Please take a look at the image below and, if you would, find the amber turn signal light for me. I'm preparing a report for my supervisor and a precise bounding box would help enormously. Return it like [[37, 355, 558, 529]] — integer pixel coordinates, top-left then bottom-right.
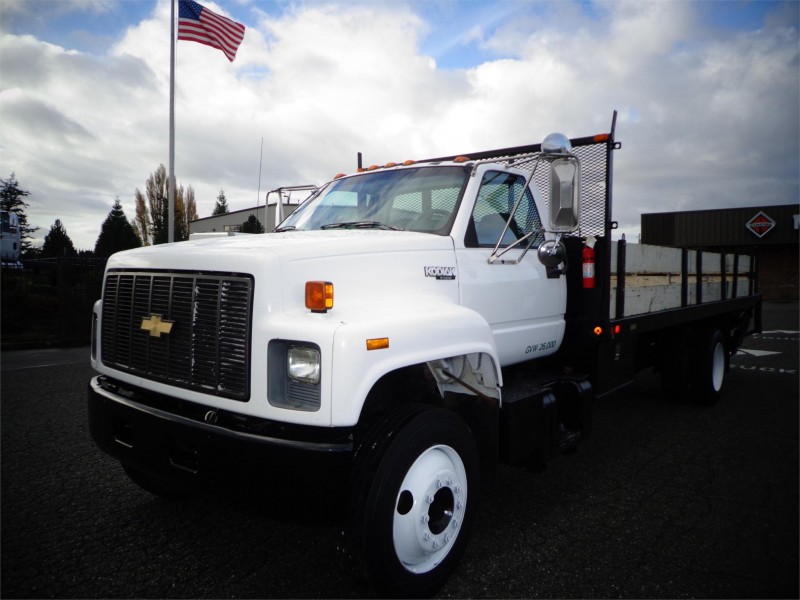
[[305, 281, 334, 312], [366, 337, 390, 351]]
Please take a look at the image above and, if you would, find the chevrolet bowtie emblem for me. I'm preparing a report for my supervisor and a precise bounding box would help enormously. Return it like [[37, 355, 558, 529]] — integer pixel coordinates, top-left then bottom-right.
[[140, 314, 174, 338]]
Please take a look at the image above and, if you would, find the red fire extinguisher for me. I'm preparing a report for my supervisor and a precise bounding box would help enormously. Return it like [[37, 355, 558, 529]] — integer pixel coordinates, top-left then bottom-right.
[[582, 236, 596, 289]]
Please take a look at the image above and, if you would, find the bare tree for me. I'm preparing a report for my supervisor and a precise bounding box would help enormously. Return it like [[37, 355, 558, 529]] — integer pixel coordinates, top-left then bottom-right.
[[132, 165, 194, 245]]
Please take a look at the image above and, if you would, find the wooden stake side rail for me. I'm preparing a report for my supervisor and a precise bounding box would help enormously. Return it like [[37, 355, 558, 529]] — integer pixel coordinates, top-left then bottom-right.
[[609, 241, 758, 319]]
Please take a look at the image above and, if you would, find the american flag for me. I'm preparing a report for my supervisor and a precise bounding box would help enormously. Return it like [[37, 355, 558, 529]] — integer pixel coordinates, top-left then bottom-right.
[[177, 0, 245, 62]]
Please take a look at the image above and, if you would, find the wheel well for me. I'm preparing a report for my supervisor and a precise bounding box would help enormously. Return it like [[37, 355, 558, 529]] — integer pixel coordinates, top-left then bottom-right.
[[652, 316, 742, 375], [356, 362, 499, 489], [357, 364, 441, 433]]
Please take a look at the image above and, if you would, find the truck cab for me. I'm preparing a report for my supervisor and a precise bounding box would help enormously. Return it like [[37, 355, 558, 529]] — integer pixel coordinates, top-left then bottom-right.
[[278, 154, 569, 368]]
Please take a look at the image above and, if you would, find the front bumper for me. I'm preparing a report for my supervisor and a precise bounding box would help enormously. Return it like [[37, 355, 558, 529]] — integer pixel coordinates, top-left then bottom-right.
[[88, 376, 353, 489]]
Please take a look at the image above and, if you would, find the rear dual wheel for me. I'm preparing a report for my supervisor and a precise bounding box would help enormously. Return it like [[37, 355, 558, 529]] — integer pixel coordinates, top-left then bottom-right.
[[661, 328, 728, 405], [691, 328, 728, 405]]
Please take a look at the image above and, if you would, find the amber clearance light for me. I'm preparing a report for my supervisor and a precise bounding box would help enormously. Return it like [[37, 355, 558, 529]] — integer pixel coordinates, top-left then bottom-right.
[[305, 281, 334, 312]]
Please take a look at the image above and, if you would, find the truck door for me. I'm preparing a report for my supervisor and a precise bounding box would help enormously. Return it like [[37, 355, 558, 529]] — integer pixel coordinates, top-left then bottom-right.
[[455, 169, 566, 366]]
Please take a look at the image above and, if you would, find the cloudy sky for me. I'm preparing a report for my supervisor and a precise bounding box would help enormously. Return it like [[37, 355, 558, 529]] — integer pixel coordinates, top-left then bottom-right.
[[1, 0, 798, 250]]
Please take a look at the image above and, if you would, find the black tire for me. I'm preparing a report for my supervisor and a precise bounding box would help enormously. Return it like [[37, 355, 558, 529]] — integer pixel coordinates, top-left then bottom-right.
[[122, 463, 192, 499], [347, 408, 479, 598], [660, 328, 693, 399], [691, 328, 728, 405]]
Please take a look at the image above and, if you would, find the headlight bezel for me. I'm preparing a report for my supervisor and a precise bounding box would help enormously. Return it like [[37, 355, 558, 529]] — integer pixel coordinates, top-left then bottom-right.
[[267, 340, 322, 412]]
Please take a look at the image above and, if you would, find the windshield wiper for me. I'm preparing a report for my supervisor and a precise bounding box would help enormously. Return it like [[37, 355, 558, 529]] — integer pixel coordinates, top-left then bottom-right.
[[320, 221, 402, 231], [273, 225, 296, 232]]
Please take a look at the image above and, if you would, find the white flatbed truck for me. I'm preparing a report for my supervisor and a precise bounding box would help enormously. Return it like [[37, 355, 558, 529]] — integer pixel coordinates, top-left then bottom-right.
[[88, 112, 761, 597]]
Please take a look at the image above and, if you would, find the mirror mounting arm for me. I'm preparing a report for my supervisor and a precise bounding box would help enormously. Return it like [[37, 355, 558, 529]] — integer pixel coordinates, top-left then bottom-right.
[[488, 230, 538, 265], [486, 160, 542, 265]]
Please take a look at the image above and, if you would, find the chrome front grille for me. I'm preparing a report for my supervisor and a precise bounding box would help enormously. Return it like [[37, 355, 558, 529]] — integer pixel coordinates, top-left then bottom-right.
[[101, 270, 253, 401]]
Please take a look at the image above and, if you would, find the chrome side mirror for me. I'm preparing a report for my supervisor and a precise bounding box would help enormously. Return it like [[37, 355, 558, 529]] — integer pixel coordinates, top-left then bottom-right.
[[542, 133, 581, 233], [549, 158, 580, 232]]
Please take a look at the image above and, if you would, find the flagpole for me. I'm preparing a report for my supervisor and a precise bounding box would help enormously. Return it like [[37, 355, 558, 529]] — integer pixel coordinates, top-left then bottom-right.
[[256, 136, 263, 206], [168, 0, 176, 244]]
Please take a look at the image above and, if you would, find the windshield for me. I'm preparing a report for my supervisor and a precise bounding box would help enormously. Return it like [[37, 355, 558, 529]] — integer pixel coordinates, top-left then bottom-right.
[[278, 166, 471, 235]]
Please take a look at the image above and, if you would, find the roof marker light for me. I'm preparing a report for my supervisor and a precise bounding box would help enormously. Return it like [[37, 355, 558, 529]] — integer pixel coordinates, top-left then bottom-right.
[[453, 156, 472, 163]]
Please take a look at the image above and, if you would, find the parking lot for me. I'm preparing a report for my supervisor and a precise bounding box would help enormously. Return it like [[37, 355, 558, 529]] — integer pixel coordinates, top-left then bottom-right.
[[1, 302, 797, 598]]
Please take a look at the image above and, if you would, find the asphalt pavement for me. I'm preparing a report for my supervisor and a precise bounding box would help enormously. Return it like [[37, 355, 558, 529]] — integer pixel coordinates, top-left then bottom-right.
[[1, 302, 797, 598]]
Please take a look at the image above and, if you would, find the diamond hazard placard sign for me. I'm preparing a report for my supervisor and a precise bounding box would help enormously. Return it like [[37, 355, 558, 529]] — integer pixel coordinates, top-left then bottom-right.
[[745, 211, 776, 238]]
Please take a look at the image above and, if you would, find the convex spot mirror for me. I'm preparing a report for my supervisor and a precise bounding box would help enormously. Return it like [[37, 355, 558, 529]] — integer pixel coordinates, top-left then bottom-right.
[[537, 239, 566, 268], [542, 133, 581, 233]]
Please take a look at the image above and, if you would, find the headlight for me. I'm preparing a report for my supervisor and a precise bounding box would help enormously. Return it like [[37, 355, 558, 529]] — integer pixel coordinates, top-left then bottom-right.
[[287, 345, 321, 384], [268, 340, 321, 411]]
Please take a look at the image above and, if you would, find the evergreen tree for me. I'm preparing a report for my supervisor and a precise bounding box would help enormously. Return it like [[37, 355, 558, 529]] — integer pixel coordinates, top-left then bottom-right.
[[212, 189, 229, 215], [240, 214, 265, 234], [41, 219, 76, 258], [0, 173, 38, 255], [94, 197, 142, 257]]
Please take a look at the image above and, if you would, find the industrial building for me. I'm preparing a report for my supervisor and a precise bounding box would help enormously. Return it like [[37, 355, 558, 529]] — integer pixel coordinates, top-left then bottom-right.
[[189, 185, 315, 237], [641, 204, 799, 301]]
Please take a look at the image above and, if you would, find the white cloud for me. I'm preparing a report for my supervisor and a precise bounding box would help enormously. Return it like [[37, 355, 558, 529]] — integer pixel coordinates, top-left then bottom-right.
[[0, 0, 797, 250], [2, 0, 117, 21]]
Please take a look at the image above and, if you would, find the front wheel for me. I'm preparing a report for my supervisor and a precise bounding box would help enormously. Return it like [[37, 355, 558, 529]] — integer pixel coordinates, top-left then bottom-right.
[[348, 408, 479, 597]]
